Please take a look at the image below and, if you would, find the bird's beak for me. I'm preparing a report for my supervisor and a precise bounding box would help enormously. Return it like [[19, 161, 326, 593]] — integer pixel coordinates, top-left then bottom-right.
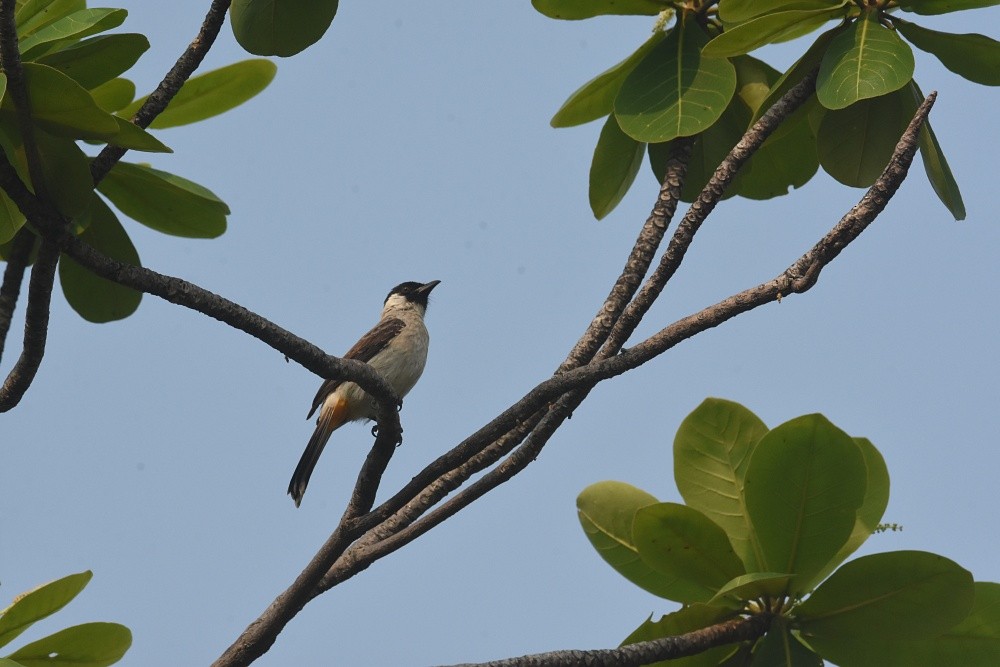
[[416, 280, 441, 296]]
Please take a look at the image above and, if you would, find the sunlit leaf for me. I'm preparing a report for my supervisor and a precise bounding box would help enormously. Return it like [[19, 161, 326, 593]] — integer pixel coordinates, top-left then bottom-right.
[[89, 78, 134, 113], [744, 414, 866, 593], [104, 117, 171, 153], [616, 17, 736, 143], [231, 0, 338, 57], [19, 63, 119, 138], [898, 0, 1000, 14], [15, 0, 85, 38], [906, 81, 965, 219], [719, 0, 842, 23], [590, 114, 645, 219], [709, 572, 792, 606], [7, 622, 131, 667], [19, 8, 127, 60], [673, 398, 768, 570], [0, 572, 92, 650], [817, 13, 915, 109], [532, 0, 666, 20], [703, 6, 845, 58], [119, 60, 276, 129], [552, 31, 666, 128], [59, 196, 141, 323], [633, 503, 745, 604], [894, 18, 1000, 85], [37, 34, 149, 90]]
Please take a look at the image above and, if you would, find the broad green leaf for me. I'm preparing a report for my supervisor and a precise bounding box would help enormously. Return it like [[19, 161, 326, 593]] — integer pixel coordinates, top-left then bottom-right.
[[622, 604, 737, 667], [35, 129, 93, 218], [20, 63, 119, 138], [532, 0, 666, 20], [551, 31, 666, 128], [894, 19, 1000, 85], [906, 80, 965, 219], [37, 34, 149, 90], [59, 196, 141, 323], [103, 118, 170, 153], [98, 162, 228, 239], [720, 0, 843, 23], [817, 13, 915, 109], [703, 7, 845, 58], [797, 582, 1000, 666], [709, 572, 793, 606], [15, 0, 85, 37], [898, 0, 1000, 14], [744, 414, 866, 592], [797, 551, 974, 649], [120, 60, 276, 129], [231, 0, 338, 57], [810, 437, 889, 585], [7, 622, 131, 667], [817, 86, 911, 187], [752, 618, 823, 666], [590, 114, 645, 219], [751, 25, 845, 123], [90, 78, 134, 113], [633, 503, 746, 604], [577, 481, 683, 599], [616, 18, 736, 143], [674, 399, 768, 570], [0, 189, 25, 244], [0, 572, 92, 649], [20, 8, 128, 61]]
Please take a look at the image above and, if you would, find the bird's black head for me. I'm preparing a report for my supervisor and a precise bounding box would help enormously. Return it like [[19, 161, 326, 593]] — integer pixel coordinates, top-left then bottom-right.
[[385, 280, 441, 309]]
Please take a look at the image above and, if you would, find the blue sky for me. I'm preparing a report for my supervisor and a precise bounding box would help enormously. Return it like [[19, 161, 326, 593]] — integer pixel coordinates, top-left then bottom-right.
[[3, 2, 999, 665]]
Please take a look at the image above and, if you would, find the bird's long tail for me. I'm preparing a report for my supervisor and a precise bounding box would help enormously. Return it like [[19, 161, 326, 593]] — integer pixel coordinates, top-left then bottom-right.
[[288, 397, 347, 507]]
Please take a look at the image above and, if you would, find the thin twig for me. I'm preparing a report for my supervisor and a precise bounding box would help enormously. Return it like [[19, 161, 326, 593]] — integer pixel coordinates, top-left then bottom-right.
[[0, 228, 34, 363], [442, 614, 769, 667], [90, 0, 233, 183]]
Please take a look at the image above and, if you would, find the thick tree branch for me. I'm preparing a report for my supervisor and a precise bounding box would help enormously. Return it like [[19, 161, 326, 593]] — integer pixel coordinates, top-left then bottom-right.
[[0, 228, 34, 362], [0, 0, 46, 196], [443, 614, 769, 667], [90, 0, 233, 183]]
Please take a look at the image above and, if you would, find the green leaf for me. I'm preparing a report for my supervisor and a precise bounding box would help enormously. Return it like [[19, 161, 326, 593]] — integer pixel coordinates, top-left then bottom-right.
[[103, 117, 171, 153], [703, 6, 845, 58], [906, 80, 965, 220], [90, 78, 134, 113], [35, 129, 94, 218], [20, 63, 119, 138], [551, 31, 666, 128], [894, 19, 1000, 86], [231, 0, 338, 57], [532, 0, 666, 20], [720, 0, 844, 23], [622, 605, 737, 667], [59, 196, 141, 323], [709, 572, 793, 606], [743, 414, 866, 593], [97, 162, 229, 239], [817, 86, 911, 187], [7, 622, 131, 667], [816, 13, 915, 109], [0, 572, 92, 650], [752, 618, 823, 666], [19, 8, 128, 61], [589, 114, 645, 219], [15, 0, 85, 38], [633, 503, 746, 604], [797, 581, 1000, 666], [673, 398, 768, 571], [615, 18, 737, 143], [797, 551, 975, 650], [0, 189, 25, 244], [119, 59, 276, 129], [37, 34, 149, 90], [898, 0, 1000, 14], [577, 481, 684, 599]]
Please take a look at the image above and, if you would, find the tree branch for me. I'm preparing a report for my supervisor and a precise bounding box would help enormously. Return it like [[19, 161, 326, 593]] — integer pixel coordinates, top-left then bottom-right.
[[0, 228, 34, 363], [442, 614, 769, 667], [90, 0, 234, 183]]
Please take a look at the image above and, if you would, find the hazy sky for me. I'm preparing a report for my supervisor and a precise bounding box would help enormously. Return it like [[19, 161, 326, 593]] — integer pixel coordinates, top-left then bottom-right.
[[3, 2, 999, 665]]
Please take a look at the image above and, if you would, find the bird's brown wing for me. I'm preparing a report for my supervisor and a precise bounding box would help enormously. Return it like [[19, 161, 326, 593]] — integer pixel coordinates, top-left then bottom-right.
[[306, 317, 407, 419]]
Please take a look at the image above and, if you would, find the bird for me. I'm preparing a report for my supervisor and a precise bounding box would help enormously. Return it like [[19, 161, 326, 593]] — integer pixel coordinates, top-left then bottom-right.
[[288, 280, 440, 507]]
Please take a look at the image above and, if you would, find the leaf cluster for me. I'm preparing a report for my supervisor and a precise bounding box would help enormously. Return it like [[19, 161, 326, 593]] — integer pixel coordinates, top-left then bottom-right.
[[538, 0, 999, 219], [0, 0, 276, 322], [0, 571, 130, 666], [577, 398, 999, 665]]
